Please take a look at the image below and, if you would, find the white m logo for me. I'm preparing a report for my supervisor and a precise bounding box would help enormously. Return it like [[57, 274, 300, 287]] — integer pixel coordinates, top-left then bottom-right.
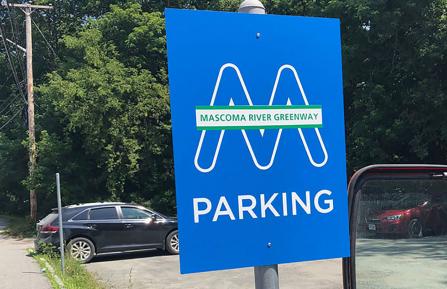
[[194, 63, 328, 173]]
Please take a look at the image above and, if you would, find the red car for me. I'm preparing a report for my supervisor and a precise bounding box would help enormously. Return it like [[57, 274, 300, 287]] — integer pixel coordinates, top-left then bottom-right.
[[367, 193, 447, 238]]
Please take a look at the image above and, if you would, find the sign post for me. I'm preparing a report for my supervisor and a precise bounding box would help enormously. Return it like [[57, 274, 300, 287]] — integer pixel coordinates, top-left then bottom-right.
[[237, 1, 279, 289], [56, 173, 65, 274], [254, 265, 279, 289], [165, 2, 350, 278]]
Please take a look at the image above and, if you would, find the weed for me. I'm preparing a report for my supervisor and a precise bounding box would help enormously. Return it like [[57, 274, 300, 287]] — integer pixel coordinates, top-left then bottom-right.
[[33, 251, 106, 289]]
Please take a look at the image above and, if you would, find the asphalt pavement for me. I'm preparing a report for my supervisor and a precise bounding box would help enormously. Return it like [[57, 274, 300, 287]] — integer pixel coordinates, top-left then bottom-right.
[[355, 235, 447, 289], [0, 217, 52, 289], [0, 217, 8, 231], [86, 252, 343, 289], [87, 235, 447, 289]]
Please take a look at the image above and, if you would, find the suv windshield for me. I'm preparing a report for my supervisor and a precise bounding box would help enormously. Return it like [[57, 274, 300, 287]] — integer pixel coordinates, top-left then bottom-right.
[[38, 211, 58, 225], [392, 193, 429, 210]]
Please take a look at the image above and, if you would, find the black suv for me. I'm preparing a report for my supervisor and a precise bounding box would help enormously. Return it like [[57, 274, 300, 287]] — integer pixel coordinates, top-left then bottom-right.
[[35, 202, 178, 263]]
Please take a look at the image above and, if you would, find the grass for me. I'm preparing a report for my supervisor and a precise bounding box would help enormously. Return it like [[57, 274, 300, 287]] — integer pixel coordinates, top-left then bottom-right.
[[32, 250, 106, 289], [0, 215, 36, 238]]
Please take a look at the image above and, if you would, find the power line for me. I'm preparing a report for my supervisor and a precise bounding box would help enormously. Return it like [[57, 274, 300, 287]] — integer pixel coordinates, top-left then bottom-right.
[[1, 1, 27, 112], [0, 23, 27, 104], [0, 93, 16, 111], [0, 93, 20, 115], [4, 0, 26, 80], [0, 73, 22, 114], [0, 105, 22, 130], [0, 72, 13, 87], [0, 96, 18, 114], [0, 100, 16, 116], [32, 18, 58, 59], [0, 74, 19, 111]]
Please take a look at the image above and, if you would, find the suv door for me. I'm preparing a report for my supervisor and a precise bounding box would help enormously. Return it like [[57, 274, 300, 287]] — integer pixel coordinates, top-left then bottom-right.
[[117, 206, 164, 249], [343, 165, 447, 289], [86, 206, 122, 253]]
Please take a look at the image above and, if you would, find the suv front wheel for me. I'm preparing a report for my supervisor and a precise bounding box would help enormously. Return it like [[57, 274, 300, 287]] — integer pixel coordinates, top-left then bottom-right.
[[166, 230, 179, 254], [67, 237, 95, 263]]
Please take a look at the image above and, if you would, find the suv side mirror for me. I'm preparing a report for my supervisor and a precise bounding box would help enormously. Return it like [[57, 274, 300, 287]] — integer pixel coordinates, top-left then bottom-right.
[[343, 164, 447, 289]]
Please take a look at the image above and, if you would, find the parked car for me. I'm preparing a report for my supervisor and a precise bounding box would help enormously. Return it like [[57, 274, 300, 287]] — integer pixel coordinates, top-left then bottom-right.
[[35, 202, 178, 263], [366, 193, 447, 238]]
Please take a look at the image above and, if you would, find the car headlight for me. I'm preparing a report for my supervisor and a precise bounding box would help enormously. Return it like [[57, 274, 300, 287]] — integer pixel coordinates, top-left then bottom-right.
[[385, 214, 402, 221]]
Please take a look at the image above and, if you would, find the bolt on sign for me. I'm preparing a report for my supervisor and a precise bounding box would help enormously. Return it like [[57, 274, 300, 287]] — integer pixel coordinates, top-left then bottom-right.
[[165, 9, 350, 274]]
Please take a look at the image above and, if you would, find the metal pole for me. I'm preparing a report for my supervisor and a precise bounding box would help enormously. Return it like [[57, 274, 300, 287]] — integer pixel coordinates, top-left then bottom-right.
[[254, 265, 279, 289], [56, 173, 65, 274], [237, 1, 279, 289]]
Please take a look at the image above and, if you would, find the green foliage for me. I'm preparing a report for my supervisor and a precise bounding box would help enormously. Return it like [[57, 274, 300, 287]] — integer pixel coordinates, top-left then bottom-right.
[[0, 133, 28, 214], [336, 0, 447, 169], [34, 252, 106, 289], [2, 215, 36, 239], [1, 0, 447, 218], [35, 3, 174, 214], [37, 241, 58, 257]]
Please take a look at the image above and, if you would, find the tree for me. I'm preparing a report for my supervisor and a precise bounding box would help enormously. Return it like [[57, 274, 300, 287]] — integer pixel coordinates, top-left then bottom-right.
[[36, 4, 174, 215], [1, 0, 446, 218]]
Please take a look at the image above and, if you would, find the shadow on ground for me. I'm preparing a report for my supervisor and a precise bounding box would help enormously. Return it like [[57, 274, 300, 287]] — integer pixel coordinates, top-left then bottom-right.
[[356, 235, 447, 261], [91, 249, 170, 263]]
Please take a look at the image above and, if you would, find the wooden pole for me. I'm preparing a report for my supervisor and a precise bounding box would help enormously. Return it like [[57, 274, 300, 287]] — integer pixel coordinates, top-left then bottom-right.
[[1, 2, 53, 221], [24, 6, 38, 221]]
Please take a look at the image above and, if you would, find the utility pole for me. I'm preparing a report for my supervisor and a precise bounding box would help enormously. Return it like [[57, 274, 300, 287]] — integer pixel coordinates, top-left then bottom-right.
[[1, 2, 53, 221]]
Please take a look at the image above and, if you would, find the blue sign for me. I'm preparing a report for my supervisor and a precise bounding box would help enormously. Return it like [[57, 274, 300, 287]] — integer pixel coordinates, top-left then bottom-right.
[[165, 8, 350, 274]]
